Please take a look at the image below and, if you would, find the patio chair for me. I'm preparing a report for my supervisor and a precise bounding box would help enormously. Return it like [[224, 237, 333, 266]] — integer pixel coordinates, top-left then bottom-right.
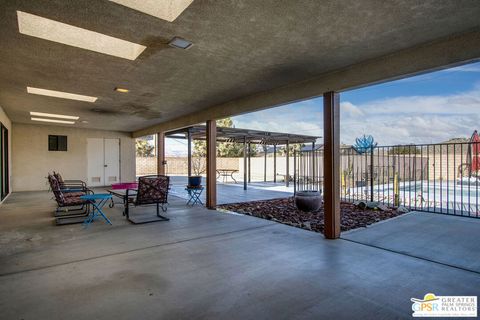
[[124, 175, 170, 224], [47, 174, 93, 225], [47, 174, 91, 199], [53, 171, 87, 190]]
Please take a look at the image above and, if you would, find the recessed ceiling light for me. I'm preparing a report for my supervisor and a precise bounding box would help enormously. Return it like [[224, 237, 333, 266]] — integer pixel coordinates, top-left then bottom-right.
[[80, 120, 89, 124], [27, 87, 98, 102], [114, 87, 129, 93], [168, 36, 193, 49], [31, 117, 75, 124], [17, 11, 146, 60], [109, 0, 194, 22], [30, 112, 79, 120]]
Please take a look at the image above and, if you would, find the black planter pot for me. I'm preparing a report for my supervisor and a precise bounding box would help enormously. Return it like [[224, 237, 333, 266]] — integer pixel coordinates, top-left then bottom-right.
[[295, 190, 322, 212], [188, 176, 202, 187]]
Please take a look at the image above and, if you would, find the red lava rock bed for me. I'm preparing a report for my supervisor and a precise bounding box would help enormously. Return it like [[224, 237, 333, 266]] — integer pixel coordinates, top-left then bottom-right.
[[218, 198, 406, 234]]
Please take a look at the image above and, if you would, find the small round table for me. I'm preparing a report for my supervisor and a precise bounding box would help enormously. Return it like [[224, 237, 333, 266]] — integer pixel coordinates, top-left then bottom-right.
[[80, 194, 113, 226]]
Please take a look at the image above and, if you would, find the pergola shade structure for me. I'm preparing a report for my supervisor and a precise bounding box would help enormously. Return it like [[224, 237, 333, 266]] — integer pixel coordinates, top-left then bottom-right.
[[165, 125, 319, 190], [167, 125, 319, 145]]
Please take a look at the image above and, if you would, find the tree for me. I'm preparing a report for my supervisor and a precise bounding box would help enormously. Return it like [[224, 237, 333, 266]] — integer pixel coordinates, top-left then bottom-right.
[[388, 145, 421, 155], [192, 117, 257, 159], [278, 143, 305, 156], [136, 139, 155, 157]]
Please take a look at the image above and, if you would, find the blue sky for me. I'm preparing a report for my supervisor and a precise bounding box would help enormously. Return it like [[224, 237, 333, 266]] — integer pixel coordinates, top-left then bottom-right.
[[166, 61, 480, 155], [233, 61, 480, 146]]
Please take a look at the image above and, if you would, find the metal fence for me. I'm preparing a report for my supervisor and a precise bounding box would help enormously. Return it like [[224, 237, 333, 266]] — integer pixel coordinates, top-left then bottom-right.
[[294, 142, 480, 218]]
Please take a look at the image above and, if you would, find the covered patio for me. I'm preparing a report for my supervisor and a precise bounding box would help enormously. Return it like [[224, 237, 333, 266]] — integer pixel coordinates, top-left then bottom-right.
[[1, 0, 480, 318], [1, 191, 479, 319]]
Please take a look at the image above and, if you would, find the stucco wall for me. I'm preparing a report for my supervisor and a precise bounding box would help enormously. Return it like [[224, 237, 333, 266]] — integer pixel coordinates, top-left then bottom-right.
[[12, 123, 135, 191], [0, 106, 12, 200]]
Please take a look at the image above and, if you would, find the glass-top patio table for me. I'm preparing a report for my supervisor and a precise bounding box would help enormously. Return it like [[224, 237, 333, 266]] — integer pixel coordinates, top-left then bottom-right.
[[216, 169, 238, 183], [81, 194, 113, 226]]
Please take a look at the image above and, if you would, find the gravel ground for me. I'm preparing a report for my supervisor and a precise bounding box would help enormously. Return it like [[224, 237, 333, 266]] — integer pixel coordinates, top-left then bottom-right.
[[218, 198, 406, 234]]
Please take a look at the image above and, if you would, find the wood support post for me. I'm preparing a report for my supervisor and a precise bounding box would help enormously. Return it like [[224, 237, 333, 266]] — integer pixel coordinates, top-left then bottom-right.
[[206, 120, 217, 209], [243, 137, 247, 190], [157, 132, 165, 175], [187, 129, 192, 177], [323, 91, 341, 239]]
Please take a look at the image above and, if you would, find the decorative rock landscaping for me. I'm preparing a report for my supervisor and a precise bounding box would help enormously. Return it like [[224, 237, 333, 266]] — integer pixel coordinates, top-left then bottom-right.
[[218, 198, 406, 234]]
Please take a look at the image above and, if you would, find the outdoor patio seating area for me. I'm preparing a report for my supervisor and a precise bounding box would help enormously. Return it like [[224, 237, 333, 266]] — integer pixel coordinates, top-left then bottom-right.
[[1, 190, 479, 319], [1, 1, 480, 318]]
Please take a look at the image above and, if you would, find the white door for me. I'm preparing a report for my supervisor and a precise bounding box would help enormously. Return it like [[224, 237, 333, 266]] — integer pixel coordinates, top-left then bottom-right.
[[87, 138, 105, 186], [104, 138, 120, 184], [87, 138, 120, 186]]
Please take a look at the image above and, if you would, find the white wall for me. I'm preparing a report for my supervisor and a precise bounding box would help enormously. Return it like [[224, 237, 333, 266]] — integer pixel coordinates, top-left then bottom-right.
[[12, 123, 135, 191], [238, 156, 295, 182], [0, 106, 12, 201]]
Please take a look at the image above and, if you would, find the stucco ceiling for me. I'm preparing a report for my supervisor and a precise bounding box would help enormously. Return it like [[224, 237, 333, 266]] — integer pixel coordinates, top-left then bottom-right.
[[0, 0, 479, 132]]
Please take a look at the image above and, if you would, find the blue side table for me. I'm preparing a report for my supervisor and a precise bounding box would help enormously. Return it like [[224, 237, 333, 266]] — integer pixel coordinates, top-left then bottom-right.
[[81, 194, 113, 226], [185, 186, 204, 206]]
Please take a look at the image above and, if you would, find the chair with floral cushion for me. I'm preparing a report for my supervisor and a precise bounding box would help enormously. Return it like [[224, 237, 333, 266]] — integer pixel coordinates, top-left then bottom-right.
[[47, 174, 93, 225], [124, 175, 170, 224], [53, 171, 87, 191]]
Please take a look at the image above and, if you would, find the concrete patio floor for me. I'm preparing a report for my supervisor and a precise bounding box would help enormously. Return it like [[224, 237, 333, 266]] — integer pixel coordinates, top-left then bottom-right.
[[0, 191, 479, 319], [342, 211, 480, 274]]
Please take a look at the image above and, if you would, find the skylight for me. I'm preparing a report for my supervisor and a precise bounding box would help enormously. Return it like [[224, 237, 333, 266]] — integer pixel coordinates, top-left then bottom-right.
[[29, 112, 79, 120], [31, 118, 75, 124], [27, 87, 98, 103], [109, 0, 194, 22], [17, 11, 146, 60]]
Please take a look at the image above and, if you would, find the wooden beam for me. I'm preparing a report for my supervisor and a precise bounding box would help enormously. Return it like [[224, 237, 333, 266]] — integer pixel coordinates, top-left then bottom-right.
[[133, 30, 480, 138], [187, 129, 192, 177], [323, 91, 341, 239], [206, 120, 217, 209], [243, 137, 247, 190], [157, 132, 165, 175]]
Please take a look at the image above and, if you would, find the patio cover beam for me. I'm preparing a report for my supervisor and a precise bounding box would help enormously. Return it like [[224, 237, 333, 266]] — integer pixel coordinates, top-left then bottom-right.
[[323, 91, 341, 239], [206, 120, 217, 209], [134, 30, 480, 138]]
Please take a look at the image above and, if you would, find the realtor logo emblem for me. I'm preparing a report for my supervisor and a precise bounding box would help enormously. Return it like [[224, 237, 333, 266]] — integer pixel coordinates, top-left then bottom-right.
[[411, 293, 477, 317]]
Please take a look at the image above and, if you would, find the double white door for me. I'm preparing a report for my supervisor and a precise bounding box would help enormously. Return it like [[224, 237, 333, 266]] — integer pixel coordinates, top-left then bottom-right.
[[87, 138, 120, 187]]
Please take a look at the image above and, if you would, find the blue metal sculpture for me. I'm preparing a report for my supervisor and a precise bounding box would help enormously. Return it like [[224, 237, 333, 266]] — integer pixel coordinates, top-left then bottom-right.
[[352, 135, 377, 154]]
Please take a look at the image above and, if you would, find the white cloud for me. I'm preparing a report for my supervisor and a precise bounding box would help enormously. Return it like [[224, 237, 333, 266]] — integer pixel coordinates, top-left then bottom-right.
[[340, 88, 480, 145]]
